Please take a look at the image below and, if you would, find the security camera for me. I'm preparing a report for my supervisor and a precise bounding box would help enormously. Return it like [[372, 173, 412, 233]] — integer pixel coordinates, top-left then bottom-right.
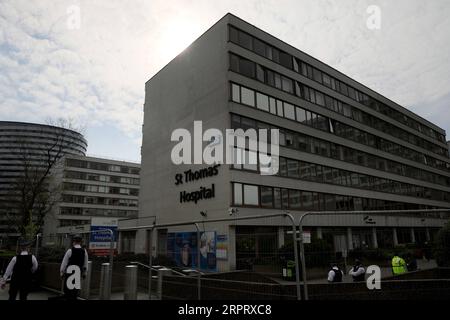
[[228, 207, 238, 216]]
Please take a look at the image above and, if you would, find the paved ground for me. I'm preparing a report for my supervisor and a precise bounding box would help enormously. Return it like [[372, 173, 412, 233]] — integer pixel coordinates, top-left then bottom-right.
[[0, 286, 55, 300], [0, 259, 438, 300]]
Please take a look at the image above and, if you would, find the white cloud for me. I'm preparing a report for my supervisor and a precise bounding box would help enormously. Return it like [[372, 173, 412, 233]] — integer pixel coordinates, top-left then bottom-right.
[[0, 0, 449, 160]]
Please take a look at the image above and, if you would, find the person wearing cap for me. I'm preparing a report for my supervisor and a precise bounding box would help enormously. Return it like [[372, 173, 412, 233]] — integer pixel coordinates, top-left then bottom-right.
[[60, 234, 89, 300], [348, 259, 366, 282], [1, 239, 38, 301]]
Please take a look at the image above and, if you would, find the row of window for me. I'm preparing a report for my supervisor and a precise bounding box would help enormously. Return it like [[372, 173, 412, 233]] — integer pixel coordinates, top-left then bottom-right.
[[61, 194, 138, 207], [231, 83, 448, 171], [63, 182, 139, 196], [229, 25, 446, 144], [229, 53, 449, 159], [294, 59, 445, 143], [231, 114, 450, 187], [64, 170, 140, 185], [232, 150, 450, 202], [58, 219, 90, 227], [60, 207, 137, 218], [65, 159, 140, 175], [232, 183, 441, 211]]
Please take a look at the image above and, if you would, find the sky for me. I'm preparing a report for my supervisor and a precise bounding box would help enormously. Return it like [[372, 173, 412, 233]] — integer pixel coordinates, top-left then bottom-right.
[[1, 0, 450, 162]]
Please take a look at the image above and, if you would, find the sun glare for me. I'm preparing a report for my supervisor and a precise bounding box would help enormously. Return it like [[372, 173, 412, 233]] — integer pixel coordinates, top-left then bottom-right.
[[159, 18, 201, 61]]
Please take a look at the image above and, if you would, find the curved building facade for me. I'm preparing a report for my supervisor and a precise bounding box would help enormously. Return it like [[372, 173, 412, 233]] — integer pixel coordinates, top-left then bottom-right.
[[0, 121, 87, 236]]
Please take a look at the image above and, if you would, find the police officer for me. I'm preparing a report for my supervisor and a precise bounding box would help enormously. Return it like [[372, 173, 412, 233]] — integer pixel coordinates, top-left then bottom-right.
[[60, 234, 88, 300], [1, 239, 38, 301], [348, 259, 366, 282], [327, 263, 343, 283]]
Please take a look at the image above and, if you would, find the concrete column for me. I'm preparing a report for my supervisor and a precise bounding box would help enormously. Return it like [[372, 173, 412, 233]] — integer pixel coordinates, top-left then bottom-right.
[[135, 230, 147, 254], [347, 227, 353, 251], [117, 232, 122, 254], [393, 228, 399, 246], [316, 227, 323, 240], [410, 228, 416, 244], [278, 227, 285, 248], [425, 228, 431, 242], [228, 226, 236, 271], [372, 227, 378, 249]]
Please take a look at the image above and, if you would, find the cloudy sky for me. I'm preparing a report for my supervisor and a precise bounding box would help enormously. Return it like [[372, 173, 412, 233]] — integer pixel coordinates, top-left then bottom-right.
[[1, 0, 449, 162]]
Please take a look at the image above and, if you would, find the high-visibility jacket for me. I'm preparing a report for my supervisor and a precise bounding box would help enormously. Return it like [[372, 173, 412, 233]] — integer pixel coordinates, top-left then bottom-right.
[[392, 256, 407, 275]]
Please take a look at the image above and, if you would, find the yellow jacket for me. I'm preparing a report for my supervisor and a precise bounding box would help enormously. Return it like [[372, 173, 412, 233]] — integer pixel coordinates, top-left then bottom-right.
[[392, 256, 407, 275]]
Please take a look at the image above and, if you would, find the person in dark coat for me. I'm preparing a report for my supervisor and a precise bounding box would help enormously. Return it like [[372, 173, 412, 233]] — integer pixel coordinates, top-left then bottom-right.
[[60, 234, 89, 300], [348, 259, 366, 282], [1, 239, 38, 301]]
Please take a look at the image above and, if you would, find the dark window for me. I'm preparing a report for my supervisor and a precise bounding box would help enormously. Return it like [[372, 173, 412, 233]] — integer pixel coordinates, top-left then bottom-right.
[[302, 192, 313, 210], [281, 188, 289, 209], [322, 73, 332, 87], [274, 188, 282, 208], [230, 54, 239, 72], [260, 186, 274, 207], [289, 190, 301, 209], [287, 159, 299, 178], [253, 38, 266, 57], [238, 31, 253, 50], [256, 65, 265, 82], [279, 51, 293, 69], [239, 58, 255, 78], [281, 76, 293, 93], [313, 68, 322, 83], [229, 26, 239, 43], [279, 157, 287, 177]]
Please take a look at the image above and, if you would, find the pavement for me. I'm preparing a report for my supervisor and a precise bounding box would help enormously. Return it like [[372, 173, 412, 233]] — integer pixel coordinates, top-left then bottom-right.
[[0, 285, 55, 300], [0, 259, 439, 300]]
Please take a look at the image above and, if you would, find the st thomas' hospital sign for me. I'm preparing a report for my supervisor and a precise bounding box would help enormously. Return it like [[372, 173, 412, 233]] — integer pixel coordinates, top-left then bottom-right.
[[175, 164, 220, 204]]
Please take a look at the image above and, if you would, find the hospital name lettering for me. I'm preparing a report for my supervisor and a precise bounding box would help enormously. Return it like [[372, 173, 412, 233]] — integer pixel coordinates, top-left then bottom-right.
[[180, 184, 215, 204], [175, 164, 220, 185]]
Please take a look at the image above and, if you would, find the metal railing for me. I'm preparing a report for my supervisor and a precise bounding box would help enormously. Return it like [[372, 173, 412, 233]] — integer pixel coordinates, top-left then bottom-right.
[[297, 208, 450, 300], [120, 212, 300, 300]]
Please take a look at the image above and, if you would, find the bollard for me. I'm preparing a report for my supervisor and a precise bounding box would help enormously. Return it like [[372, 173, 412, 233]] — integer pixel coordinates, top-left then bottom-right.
[[99, 263, 111, 300], [80, 261, 92, 299], [157, 268, 171, 300], [124, 265, 138, 300]]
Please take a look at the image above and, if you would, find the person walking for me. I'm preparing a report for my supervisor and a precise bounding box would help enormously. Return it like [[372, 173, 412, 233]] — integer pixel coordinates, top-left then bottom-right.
[[60, 234, 89, 300], [1, 239, 38, 301], [327, 263, 343, 283], [348, 259, 366, 282]]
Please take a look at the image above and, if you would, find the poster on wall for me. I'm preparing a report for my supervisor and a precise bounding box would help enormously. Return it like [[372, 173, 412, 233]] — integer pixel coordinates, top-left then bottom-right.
[[89, 218, 118, 256], [216, 234, 228, 260], [167, 231, 217, 271]]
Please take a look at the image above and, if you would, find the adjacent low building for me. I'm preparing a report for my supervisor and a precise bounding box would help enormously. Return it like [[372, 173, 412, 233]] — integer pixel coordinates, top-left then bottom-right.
[[43, 154, 140, 245], [0, 121, 140, 247]]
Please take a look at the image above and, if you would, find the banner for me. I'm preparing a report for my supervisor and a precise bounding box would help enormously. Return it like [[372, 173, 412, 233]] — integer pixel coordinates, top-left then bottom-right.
[[167, 231, 217, 271]]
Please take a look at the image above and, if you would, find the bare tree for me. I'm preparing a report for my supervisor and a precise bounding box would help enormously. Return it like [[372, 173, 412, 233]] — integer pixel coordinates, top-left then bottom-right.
[[4, 118, 85, 241]]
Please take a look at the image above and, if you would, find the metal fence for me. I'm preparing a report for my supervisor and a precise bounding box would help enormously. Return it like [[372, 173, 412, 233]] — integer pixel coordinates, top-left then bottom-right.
[[3, 209, 448, 300]]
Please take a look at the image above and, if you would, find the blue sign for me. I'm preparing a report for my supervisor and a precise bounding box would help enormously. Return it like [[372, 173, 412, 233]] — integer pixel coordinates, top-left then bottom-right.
[[89, 226, 118, 242]]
